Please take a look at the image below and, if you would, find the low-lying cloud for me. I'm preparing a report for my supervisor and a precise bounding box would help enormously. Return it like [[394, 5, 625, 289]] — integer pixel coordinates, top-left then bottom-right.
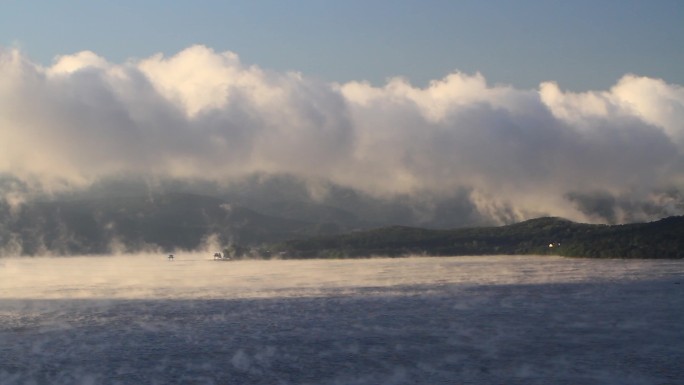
[[1, 45, 682, 224]]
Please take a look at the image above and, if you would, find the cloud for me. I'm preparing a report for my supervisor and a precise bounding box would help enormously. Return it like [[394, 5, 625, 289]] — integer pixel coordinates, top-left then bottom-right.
[[0, 45, 682, 224]]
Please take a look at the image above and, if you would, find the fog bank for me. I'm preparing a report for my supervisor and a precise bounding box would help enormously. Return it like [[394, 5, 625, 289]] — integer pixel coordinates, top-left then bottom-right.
[[1, 46, 683, 224]]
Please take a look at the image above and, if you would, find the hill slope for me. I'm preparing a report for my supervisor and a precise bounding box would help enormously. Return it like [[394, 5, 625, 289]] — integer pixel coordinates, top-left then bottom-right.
[[0, 193, 347, 255], [2, 189, 682, 259], [275, 216, 684, 259]]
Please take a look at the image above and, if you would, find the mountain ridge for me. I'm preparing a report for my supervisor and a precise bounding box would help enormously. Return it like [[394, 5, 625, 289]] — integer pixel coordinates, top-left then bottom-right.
[[1, 190, 682, 258], [274, 216, 684, 259]]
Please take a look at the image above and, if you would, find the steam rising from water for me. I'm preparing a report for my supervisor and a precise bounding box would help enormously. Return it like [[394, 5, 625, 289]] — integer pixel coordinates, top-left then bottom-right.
[[1, 256, 683, 384], [1, 45, 683, 224], [2, 254, 682, 300]]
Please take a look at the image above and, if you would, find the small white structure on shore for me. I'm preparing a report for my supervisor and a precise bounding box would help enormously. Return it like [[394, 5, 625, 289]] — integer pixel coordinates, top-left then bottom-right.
[[168, 254, 174, 261]]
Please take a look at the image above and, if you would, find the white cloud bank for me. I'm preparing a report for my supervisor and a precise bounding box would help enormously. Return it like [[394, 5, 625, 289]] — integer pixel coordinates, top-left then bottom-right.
[[1, 45, 683, 223]]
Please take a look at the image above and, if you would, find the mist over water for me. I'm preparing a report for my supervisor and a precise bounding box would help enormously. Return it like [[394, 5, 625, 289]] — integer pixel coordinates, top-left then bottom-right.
[[1, 254, 682, 300], [1, 255, 683, 384]]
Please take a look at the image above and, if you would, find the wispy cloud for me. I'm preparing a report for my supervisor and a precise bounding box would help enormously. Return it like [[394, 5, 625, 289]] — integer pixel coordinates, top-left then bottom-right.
[[1, 45, 682, 223]]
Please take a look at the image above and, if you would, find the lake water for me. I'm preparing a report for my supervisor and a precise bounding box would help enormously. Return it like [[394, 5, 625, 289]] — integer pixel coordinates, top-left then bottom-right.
[[1, 255, 683, 384]]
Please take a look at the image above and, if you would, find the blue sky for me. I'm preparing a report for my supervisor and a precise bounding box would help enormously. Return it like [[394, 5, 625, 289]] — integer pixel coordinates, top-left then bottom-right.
[[1, 0, 682, 90]]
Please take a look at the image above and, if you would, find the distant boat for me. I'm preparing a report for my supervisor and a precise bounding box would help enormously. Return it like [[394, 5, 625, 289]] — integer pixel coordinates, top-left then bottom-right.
[[213, 252, 231, 261]]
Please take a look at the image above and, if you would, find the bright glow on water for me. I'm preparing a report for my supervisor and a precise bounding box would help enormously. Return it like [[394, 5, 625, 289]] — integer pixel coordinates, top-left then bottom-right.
[[1, 255, 683, 384], [2, 254, 681, 299]]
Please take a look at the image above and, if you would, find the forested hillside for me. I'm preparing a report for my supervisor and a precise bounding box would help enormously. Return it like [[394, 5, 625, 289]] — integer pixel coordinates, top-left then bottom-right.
[[2, 188, 682, 259], [274, 216, 684, 259], [0, 193, 344, 255]]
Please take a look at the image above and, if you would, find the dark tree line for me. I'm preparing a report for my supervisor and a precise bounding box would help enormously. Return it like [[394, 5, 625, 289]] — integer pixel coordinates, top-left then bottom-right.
[[273, 216, 684, 259]]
